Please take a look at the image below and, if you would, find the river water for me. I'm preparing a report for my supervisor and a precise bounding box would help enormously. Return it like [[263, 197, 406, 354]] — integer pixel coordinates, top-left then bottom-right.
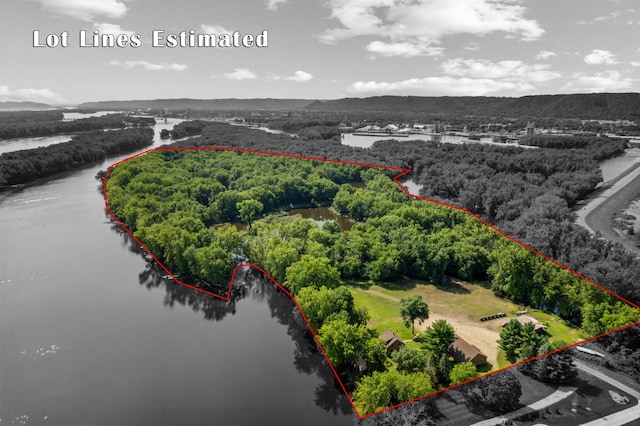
[[341, 132, 527, 149], [0, 121, 354, 425], [599, 147, 640, 184], [0, 112, 124, 154]]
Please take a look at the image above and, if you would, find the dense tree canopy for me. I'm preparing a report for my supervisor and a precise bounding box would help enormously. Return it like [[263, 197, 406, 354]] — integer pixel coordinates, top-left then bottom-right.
[[105, 148, 640, 415]]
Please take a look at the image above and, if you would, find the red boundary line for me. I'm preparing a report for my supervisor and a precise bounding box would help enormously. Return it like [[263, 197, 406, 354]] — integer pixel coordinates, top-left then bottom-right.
[[102, 147, 640, 420]]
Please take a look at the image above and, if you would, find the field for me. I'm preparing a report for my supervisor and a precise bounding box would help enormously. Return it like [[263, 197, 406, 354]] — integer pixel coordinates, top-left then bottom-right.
[[349, 277, 582, 370]]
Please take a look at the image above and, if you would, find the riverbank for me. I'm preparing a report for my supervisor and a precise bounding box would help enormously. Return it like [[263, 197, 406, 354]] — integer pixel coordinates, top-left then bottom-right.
[[575, 162, 640, 256]]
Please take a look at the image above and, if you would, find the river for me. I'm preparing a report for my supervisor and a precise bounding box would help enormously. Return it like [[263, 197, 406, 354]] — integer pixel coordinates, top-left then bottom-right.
[[0, 111, 124, 154], [0, 121, 355, 425], [341, 132, 531, 149]]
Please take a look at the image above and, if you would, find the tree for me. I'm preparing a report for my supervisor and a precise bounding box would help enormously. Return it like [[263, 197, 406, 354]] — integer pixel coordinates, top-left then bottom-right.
[[474, 371, 522, 411], [400, 294, 430, 335], [236, 199, 263, 228], [285, 255, 340, 295], [353, 370, 434, 416], [526, 342, 578, 384], [317, 318, 371, 370], [498, 319, 523, 360], [391, 345, 428, 373], [422, 319, 456, 355], [295, 285, 368, 332], [449, 362, 477, 385], [517, 322, 546, 362]]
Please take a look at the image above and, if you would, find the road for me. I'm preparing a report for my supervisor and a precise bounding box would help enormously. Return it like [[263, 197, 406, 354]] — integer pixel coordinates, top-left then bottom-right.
[[468, 360, 640, 426], [575, 163, 640, 257], [574, 359, 640, 426]]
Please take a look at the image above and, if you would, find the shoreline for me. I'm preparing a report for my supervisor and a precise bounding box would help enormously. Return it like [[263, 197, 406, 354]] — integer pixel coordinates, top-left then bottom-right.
[[575, 162, 640, 256]]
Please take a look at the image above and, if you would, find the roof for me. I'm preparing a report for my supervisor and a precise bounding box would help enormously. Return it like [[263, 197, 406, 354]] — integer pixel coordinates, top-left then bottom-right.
[[449, 335, 487, 364], [517, 315, 547, 331], [379, 329, 405, 346]]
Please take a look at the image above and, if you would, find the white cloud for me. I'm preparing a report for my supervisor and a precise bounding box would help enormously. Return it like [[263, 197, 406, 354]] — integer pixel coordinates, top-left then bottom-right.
[[366, 41, 443, 58], [286, 70, 314, 82], [320, 0, 544, 57], [33, 0, 128, 21], [201, 24, 232, 34], [536, 50, 557, 60], [270, 70, 314, 82], [631, 61, 640, 67], [265, 0, 287, 10], [577, 10, 621, 24], [224, 68, 257, 80], [109, 60, 188, 71], [584, 49, 618, 65], [348, 76, 534, 96], [93, 22, 135, 37], [464, 42, 480, 52], [0, 85, 67, 104], [441, 58, 561, 83], [562, 70, 635, 92]]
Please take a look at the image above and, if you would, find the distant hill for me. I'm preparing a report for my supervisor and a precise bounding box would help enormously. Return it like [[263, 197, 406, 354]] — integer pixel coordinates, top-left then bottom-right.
[[77, 93, 640, 120], [305, 93, 640, 120], [77, 98, 314, 111], [0, 101, 52, 111]]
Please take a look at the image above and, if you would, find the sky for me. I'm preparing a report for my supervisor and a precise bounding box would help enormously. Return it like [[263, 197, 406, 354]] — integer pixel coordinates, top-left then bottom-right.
[[0, 0, 639, 105]]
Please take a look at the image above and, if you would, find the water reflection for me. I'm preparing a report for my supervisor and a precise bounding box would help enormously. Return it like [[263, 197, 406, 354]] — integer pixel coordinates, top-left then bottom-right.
[[113, 223, 354, 418], [287, 206, 354, 231]]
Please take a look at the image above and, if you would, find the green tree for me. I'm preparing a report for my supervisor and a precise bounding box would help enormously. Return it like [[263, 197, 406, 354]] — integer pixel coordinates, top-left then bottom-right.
[[391, 346, 428, 373], [353, 370, 434, 416], [237, 199, 263, 228], [517, 322, 546, 362], [422, 319, 456, 355], [317, 318, 371, 370], [498, 319, 523, 360], [400, 294, 430, 335], [295, 285, 368, 332], [285, 255, 340, 295], [449, 362, 478, 385]]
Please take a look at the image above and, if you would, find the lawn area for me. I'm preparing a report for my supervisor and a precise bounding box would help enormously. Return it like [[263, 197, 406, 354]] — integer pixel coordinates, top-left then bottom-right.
[[348, 277, 583, 371]]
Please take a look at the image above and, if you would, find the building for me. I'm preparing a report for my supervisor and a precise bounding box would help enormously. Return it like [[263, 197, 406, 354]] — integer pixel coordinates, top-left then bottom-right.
[[449, 335, 488, 366], [517, 315, 547, 333], [379, 329, 405, 355]]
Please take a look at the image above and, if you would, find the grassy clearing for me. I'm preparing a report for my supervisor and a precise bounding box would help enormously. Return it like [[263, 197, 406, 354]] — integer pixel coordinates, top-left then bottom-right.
[[349, 277, 583, 370]]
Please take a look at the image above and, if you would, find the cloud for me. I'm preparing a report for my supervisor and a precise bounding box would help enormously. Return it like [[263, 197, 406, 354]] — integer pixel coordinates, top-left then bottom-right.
[[584, 49, 618, 65], [0, 85, 67, 104], [224, 68, 257, 80], [93, 22, 135, 37], [536, 50, 557, 60], [441, 58, 561, 83], [201, 24, 232, 34], [348, 76, 534, 96], [577, 10, 621, 24], [109, 60, 188, 71], [270, 70, 314, 82], [33, 0, 128, 21], [631, 61, 640, 67], [320, 0, 544, 57], [561, 70, 635, 92], [366, 41, 443, 58], [265, 0, 287, 10]]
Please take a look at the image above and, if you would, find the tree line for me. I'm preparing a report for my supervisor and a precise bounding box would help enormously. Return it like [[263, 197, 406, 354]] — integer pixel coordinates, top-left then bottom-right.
[[0, 113, 155, 139], [0, 127, 154, 186]]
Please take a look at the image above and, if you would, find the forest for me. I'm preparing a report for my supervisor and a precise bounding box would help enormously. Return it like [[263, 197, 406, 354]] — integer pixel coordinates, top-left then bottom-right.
[[166, 121, 640, 391], [0, 127, 153, 186], [105, 149, 639, 416], [0, 113, 155, 139]]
